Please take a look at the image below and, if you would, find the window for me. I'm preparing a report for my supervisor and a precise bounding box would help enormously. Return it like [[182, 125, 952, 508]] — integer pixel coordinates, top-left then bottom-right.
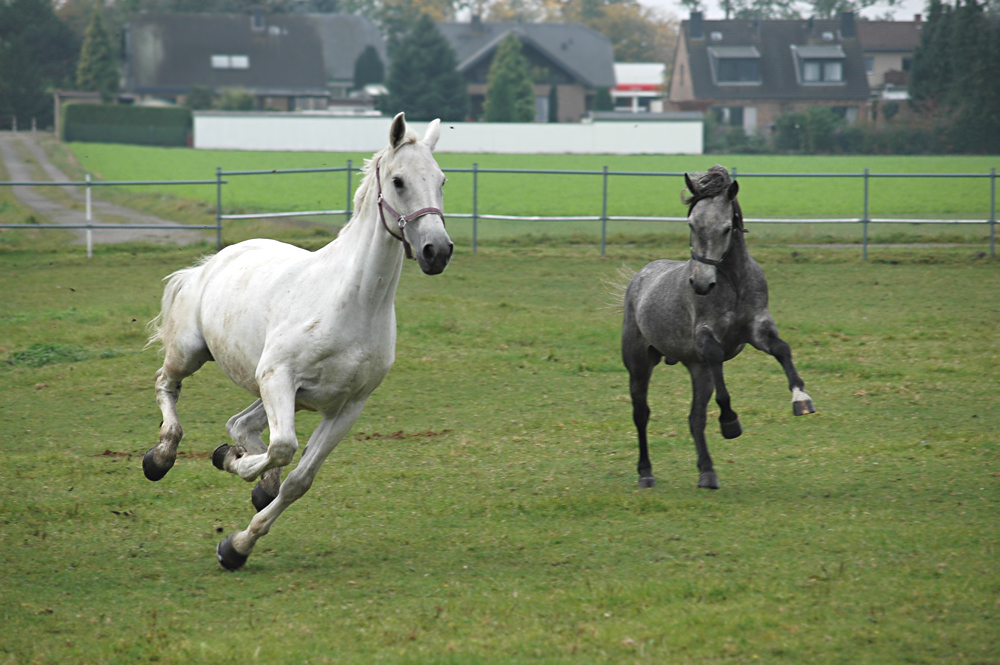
[[865, 57, 874, 74], [709, 46, 762, 85], [710, 31, 723, 41], [211, 55, 250, 70], [717, 59, 760, 83], [803, 61, 821, 82], [793, 44, 846, 85], [823, 61, 842, 81], [902, 57, 911, 71]]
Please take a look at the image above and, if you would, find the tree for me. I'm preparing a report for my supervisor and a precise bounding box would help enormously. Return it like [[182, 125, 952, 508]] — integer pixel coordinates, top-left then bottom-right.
[[0, 0, 80, 129], [547, 83, 558, 122], [560, 0, 677, 64], [592, 87, 613, 111], [184, 85, 214, 110], [383, 13, 468, 121], [216, 87, 255, 110], [353, 45, 384, 90], [76, 6, 118, 102], [807, 0, 898, 19], [484, 33, 535, 122]]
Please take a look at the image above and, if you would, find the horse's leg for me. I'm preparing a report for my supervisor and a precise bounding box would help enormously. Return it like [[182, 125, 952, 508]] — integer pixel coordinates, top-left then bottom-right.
[[144, 339, 210, 481], [685, 362, 720, 489], [217, 370, 298, 483], [622, 315, 662, 488], [214, 399, 282, 511], [694, 328, 742, 440], [217, 400, 367, 570], [749, 316, 816, 416]]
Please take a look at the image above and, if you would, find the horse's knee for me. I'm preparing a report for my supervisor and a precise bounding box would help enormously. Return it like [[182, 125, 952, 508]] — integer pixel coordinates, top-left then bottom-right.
[[268, 439, 297, 467], [279, 473, 313, 503]]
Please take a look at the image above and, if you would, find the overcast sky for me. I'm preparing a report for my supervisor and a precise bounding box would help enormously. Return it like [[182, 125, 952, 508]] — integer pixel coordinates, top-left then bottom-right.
[[636, 0, 929, 21]]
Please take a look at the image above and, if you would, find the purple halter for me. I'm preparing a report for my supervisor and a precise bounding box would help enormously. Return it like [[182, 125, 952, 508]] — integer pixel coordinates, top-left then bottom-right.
[[374, 159, 446, 260]]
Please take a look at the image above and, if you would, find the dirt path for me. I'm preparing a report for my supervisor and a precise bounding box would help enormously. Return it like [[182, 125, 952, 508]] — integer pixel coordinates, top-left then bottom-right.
[[0, 132, 206, 246]]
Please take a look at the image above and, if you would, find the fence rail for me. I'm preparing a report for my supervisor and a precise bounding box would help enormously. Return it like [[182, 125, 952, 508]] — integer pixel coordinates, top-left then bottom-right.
[[2, 164, 996, 259]]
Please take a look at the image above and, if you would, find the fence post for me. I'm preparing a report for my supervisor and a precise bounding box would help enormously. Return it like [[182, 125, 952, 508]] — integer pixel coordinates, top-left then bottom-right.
[[85, 173, 92, 259], [601, 165, 609, 257], [472, 163, 478, 254], [990, 167, 996, 259], [862, 167, 870, 261], [215, 167, 223, 250], [346, 159, 353, 222]]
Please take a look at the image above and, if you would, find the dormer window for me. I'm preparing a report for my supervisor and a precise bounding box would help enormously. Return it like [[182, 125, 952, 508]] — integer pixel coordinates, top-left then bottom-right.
[[792, 44, 845, 84], [708, 46, 761, 85]]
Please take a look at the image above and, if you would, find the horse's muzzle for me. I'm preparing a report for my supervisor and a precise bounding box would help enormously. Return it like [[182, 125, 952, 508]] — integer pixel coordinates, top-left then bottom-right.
[[418, 240, 453, 275], [690, 265, 717, 296]]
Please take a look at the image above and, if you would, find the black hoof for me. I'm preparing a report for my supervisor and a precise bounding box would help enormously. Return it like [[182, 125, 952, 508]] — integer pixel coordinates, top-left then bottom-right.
[[142, 447, 173, 482], [216, 534, 248, 571], [638, 476, 656, 489], [251, 482, 277, 512], [212, 444, 232, 471], [720, 415, 742, 439], [698, 471, 720, 489], [793, 399, 816, 416]]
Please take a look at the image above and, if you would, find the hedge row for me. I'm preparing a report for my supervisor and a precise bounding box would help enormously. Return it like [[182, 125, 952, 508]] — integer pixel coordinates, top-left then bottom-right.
[[62, 104, 192, 146]]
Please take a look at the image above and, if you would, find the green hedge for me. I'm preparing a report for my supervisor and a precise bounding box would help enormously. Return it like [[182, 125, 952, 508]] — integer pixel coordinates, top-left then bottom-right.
[[62, 104, 192, 146]]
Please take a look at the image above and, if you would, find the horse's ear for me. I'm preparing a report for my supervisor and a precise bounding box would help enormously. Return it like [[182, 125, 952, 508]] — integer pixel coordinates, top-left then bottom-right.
[[727, 180, 739, 201], [684, 173, 699, 197], [423, 118, 441, 151], [389, 112, 407, 149]]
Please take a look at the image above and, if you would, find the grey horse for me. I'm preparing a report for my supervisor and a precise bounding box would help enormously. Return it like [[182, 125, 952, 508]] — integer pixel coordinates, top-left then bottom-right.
[[621, 166, 815, 490]]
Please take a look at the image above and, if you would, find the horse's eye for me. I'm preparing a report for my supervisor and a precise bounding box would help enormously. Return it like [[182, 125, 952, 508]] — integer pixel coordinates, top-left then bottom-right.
[[723, 227, 731, 235], [392, 176, 404, 189]]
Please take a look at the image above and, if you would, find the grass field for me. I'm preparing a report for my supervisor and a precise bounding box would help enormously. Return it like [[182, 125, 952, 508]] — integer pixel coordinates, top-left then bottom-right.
[[1, 237, 997, 663], [54, 141, 1000, 248]]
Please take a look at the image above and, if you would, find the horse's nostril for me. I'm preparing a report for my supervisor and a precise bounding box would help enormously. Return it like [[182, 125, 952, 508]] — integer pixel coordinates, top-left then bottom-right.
[[707, 282, 716, 292], [422, 244, 435, 261]]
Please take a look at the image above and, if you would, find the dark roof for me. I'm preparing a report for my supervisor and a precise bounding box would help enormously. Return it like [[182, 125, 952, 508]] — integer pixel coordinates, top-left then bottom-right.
[[311, 14, 388, 84], [127, 13, 383, 95], [856, 20, 922, 52], [680, 17, 870, 101], [436, 21, 616, 88]]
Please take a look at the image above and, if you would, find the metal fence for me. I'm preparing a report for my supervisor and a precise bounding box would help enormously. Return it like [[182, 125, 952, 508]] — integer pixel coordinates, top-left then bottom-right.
[[3, 164, 997, 259]]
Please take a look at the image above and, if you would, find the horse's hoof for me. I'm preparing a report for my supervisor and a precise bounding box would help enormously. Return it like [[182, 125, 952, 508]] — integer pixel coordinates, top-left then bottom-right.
[[638, 476, 656, 489], [212, 444, 232, 471], [698, 471, 720, 489], [142, 447, 173, 482], [793, 399, 816, 416], [251, 482, 277, 512], [720, 416, 743, 439], [216, 534, 248, 571]]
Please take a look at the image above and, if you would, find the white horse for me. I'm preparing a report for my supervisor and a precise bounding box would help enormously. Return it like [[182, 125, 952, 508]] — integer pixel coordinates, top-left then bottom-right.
[[142, 113, 453, 570]]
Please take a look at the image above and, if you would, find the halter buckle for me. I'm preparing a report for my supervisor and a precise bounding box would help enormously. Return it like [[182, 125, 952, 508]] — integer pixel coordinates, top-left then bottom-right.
[[398, 215, 407, 229]]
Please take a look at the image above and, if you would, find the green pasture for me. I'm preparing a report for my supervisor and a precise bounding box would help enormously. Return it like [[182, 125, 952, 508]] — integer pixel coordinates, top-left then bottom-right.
[[1, 238, 997, 663], [60, 142, 1000, 247]]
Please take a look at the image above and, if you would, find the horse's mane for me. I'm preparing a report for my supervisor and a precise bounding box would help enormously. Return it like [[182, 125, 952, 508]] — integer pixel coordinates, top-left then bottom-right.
[[680, 165, 744, 230], [338, 129, 420, 239]]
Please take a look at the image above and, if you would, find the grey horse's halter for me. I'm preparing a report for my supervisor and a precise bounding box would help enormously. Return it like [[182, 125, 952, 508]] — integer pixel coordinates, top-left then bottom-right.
[[375, 159, 446, 261]]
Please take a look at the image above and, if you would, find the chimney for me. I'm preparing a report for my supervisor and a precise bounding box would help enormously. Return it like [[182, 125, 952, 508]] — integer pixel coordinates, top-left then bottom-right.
[[839, 11, 855, 39], [471, 14, 481, 26], [690, 11, 704, 40], [914, 13, 922, 22]]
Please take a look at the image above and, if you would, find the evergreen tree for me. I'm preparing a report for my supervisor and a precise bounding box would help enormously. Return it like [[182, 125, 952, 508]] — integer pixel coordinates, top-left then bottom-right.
[[76, 6, 118, 102], [592, 86, 613, 111], [353, 45, 384, 90], [909, 0, 953, 106], [0, 0, 80, 129], [484, 33, 535, 122], [383, 14, 468, 121]]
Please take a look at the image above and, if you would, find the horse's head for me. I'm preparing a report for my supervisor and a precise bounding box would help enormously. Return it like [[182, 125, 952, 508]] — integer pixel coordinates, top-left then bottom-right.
[[377, 112, 453, 275], [682, 166, 744, 296]]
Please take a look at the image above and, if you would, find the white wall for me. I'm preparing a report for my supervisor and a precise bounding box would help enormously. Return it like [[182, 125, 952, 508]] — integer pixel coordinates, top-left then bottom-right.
[[193, 112, 703, 155]]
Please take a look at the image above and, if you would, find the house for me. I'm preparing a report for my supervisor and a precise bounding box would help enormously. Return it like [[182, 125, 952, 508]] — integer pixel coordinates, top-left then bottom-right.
[[667, 12, 870, 134], [125, 12, 388, 111], [612, 62, 666, 113], [856, 17, 922, 101], [436, 18, 616, 122]]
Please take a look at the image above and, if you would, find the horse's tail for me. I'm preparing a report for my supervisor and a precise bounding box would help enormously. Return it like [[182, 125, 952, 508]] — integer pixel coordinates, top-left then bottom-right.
[[145, 258, 211, 350], [600, 264, 637, 315]]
